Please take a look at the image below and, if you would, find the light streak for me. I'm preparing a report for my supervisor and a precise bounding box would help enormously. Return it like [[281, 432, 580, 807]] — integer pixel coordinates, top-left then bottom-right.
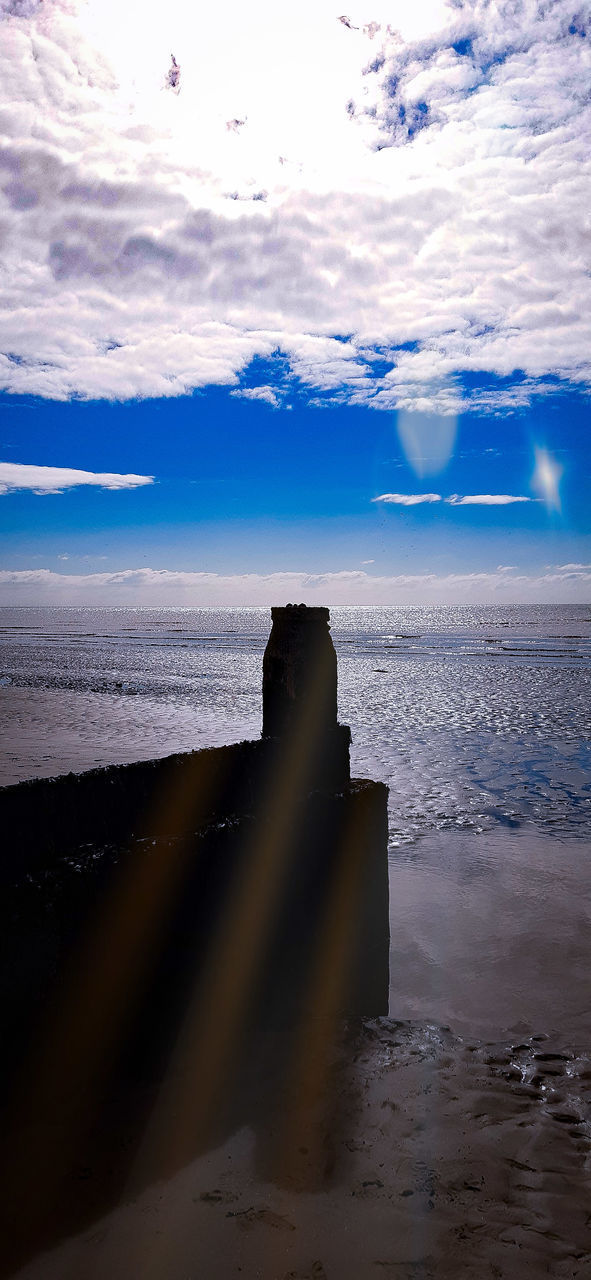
[[532, 447, 562, 512]]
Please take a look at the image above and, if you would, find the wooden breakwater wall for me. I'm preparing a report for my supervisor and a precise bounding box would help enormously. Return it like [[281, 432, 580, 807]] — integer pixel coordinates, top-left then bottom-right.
[[1, 742, 389, 1049], [0, 605, 389, 1272]]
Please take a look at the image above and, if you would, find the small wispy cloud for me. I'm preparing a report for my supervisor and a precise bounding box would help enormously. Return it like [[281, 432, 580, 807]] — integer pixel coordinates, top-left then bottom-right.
[[229, 386, 281, 408], [373, 488, 539, 509], [0, 463, 155, 495], [372, 493, 442, 505], [545, 562, 591, 572], [373, 492, 536, 509], [445, 494, 533, 506]]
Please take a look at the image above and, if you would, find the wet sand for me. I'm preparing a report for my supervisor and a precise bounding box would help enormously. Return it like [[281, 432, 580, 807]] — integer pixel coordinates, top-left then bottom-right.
[[0, 687, 258, 785], [387, 829, 591, 1040], [2, 677, 590, 1278], [10, 1019, 591, 1280]]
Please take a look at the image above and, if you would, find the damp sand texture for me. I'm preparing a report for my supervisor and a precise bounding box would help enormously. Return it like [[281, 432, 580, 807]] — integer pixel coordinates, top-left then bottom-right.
[[10, 1019, 591, 1280]]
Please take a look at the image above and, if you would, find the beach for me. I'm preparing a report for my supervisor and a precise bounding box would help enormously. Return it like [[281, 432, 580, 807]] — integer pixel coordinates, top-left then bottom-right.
[[1, 605, 590, 1276], [9, 1016, 591, 1280]]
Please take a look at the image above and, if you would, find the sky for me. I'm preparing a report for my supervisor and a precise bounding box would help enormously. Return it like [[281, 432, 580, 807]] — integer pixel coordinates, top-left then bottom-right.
[[0, 0, 589, 605]]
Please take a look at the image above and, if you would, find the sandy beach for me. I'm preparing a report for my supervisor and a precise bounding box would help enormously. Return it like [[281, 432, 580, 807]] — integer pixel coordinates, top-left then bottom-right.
[[9, 1018, 590, 1280], [2, 609, 589, 1278], [2, 785, 590, 1279]]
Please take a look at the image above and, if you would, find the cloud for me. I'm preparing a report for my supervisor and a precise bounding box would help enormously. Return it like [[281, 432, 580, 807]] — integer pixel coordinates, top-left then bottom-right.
[[229, 385, 281, 407], [445, 494, 533, 506], [0, 1, 42, 14], [372, 492, 441, 505], [0, 462, 155, 494], [0, 564, 589, 606], [545, 562, 591, 572], [373, 492, 534, 506], [0, 1, 589, 410]]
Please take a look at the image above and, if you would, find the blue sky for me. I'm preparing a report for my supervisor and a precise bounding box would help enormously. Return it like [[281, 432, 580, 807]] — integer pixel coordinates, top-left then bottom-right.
[[1, 375, 588, 601], [0, 0, 589, 604]]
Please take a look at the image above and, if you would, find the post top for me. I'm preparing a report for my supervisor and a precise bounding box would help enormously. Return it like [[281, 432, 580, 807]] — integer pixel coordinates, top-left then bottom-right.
[[271, 604, 330, 621]]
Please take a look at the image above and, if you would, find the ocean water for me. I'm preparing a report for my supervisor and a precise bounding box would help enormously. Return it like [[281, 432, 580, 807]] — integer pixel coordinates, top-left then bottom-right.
[[1, 603, 590, 1037], [1, 603, 589, 841]]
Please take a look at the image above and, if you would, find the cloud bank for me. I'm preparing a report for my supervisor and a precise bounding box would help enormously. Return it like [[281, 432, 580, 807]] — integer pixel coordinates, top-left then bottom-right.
[[0, 0, 589, 411], [0, 565, 589, 606], [0, 462, 154, 494]]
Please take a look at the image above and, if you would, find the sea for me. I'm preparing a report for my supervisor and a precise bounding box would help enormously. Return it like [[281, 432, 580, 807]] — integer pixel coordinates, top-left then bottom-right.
[[1, 603, 590, 1040]]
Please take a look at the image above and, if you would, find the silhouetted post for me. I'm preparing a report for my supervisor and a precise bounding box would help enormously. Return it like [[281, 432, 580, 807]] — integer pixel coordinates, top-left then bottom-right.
[[258, 603, 388, 1020], [262, 604, 351, 791], [263, 605, 337, 737]]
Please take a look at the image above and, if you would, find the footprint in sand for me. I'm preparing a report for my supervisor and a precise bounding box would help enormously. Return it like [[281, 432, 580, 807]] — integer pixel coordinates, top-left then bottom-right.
[[227, 1205, 296, 1232], [196, 1187, 238, 1205]]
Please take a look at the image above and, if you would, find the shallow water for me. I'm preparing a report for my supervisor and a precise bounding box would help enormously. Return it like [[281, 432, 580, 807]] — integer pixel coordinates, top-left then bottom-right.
[[1, 604, 590, 1039]]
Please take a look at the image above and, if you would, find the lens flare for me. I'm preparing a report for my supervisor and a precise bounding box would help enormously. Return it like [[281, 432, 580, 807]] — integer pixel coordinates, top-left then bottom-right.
[[532, 447, 562, 512], [396, 410, 457, 477]]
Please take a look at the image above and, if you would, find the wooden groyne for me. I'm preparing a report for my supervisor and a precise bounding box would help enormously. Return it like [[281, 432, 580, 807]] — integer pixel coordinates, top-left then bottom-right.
[[0, 605, 389, 1273]]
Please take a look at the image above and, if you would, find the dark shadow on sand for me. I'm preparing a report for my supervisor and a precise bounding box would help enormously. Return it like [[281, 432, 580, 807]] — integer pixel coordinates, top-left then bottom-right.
[[1, 748, 388, 1275]]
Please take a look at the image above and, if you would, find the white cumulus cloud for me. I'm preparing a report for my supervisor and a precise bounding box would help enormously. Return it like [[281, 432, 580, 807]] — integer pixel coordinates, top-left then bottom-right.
[[0, 462, 154, 494], [0, 0, 588, 410]]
